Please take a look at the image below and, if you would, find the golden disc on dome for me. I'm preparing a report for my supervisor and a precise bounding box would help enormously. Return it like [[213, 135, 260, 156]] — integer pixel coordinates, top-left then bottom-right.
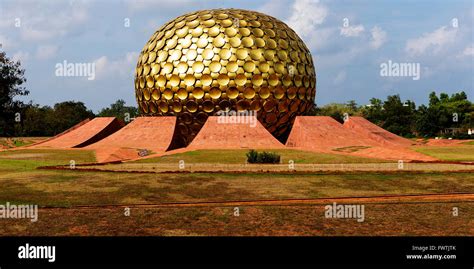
[[209, 61, 222, 73], [202, 48, 214, 60], [192, 61, 205, 73], [219, 48, 232, 60], [176, 62, 188, 74], [184, 74, 196, 86], [229, 36, 241, 47], [186, 49, 197, 60], [227, 61, 238, 72], [243, 61, 256, 72], [243, 87, 256, 99], [209, 87, 222, 99], [242, 36, 254, 47], [217, 74, 230, 86], [213, 36, 226, 47], [202, 100, 215, 112], [192, 87, 205, 99], [170, 74, 180, 87], [200, 74, 212, 86], [236, 48, 248, 60], [177, 88, 188, 100], [208, 26, 220, 37], [235, 73, 247, 86], [226, 87, 239, 99]]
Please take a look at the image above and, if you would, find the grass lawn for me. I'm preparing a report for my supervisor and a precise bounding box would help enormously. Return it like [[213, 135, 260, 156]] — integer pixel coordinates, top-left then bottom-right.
[[413, 144, 474, 162], [0, 148, 473, 236], [0, 137, 48, 148], [134, 149, 390, 164], [1, 203, 472, 236]]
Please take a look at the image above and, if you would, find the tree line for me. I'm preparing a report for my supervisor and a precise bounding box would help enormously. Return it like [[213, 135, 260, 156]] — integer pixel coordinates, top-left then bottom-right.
[[313, 92, 473, 138]]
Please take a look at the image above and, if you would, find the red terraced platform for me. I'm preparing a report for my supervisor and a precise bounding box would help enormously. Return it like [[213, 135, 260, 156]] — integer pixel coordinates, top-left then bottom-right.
[[187, 116, 284, 150], [343, 116, 416, 147], [286, 116, 436, 161], [29, 117, 124, 149], [86, 116, 176, 163]]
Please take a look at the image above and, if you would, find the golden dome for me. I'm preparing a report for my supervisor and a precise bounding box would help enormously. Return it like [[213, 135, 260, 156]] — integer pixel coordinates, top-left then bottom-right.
[[135, 8, 316, 148]]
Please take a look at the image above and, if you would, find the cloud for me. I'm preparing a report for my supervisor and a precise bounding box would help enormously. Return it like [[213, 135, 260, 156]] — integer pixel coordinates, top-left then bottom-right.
[[340, 24, 365, 37], [405, 26, 457, 55], [12, 51, 30, 64], [127, 0, 193, 12], [333, 70, 347, 84], [286, 0, 328, 38], [369, 26, 387, 49], [36, 45, 59, 60], [461, 44, 474, 56], [94, 52, 139, 80], [1, 1, 90, 42], [257, 0, 289, 19], [0, 34, 14, 50]]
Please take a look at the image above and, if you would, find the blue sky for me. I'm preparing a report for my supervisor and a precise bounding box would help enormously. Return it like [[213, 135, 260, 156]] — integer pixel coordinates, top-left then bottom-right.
[[0, 0, 472, 112]]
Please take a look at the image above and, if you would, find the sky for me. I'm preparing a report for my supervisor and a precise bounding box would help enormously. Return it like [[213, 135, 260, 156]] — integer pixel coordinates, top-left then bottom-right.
[[0, 0, 473, 112]]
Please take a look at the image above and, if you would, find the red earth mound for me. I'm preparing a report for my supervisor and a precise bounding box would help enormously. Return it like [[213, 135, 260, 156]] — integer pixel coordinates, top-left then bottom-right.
[[343, 116, 415, 147], [86, 117, 176, 162], [286, 116, 435, 161], [29, 117, 123, 149], [187, 116, 284, 150]]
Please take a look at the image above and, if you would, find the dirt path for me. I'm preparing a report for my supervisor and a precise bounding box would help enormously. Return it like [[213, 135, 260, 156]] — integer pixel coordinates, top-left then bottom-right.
[[40, 193, 474, 210]]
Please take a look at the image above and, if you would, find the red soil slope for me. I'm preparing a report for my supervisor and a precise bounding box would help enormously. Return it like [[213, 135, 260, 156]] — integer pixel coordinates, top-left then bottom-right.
[[187, 116, 284, 150], [86, 117, 176, 162], [29, 117, 123, 149], [343, 116, 415, 147], [286, 116, 435, 161]]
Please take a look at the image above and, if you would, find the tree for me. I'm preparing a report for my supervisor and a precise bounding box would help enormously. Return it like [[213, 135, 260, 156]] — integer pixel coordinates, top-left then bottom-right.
[[49, 101, 95, 135], [381, 95, 416, 137], [361, 98, 383, 125], [16, 104, 54, 136], [0, 45, 29, 136], [417, 91, 473, 138], [97, 99, 138, 123]]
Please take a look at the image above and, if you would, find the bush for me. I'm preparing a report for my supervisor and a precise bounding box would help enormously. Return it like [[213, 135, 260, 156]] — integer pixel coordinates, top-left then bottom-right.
[[246, 150, 280, 164]]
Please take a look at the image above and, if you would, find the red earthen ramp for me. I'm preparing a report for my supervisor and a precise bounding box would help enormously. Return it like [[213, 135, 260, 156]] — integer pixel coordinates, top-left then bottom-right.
[[286, 116, 380, 150], [29, 117, 123, 149], [86, 117, 176, 162], [343, 116, 415, 147], [187, 116, 284, 150], [286, 116, 436, 161]]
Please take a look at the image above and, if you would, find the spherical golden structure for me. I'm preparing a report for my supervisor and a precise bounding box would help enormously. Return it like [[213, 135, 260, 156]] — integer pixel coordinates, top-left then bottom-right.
[[135, 8, 316, 148]]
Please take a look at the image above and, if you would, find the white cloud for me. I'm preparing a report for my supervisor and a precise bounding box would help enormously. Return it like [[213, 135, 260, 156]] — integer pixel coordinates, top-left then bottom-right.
[[94, 52, 139, 80], [333, 70, 347, 84], [405, 26, 457, 55], [36, 45, 59, 60], [461, 45, 474, 56], [127, 0, 193, 12], [0, 34, 14, 50], [286, 0, 328, 38], [257, 0, 289, 19], [340, 24, 365, 37], [369, 26, 387, 49], [1, 1, 90, 42], [12, 51, 30, 64]]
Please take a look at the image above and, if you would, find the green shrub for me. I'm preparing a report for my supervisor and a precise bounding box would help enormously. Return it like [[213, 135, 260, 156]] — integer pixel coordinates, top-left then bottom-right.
[[246, 149, 259, 163], [246, 150, 280, 164]]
